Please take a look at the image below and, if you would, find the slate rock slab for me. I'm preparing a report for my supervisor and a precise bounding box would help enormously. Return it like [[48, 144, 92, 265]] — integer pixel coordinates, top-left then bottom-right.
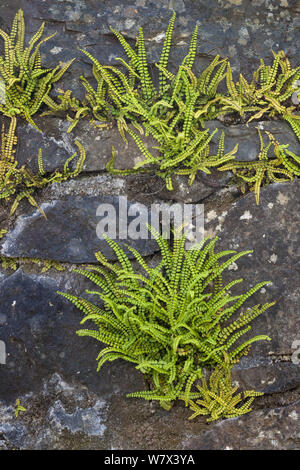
[[14, 116, 299, 176], [14, 116, 156, 174], [183, 401, 300, 450], [0, 372, 109, 450], [204, 180, 300, 393], [1, 0, 298, 99], [207, 120, 300, 162], [0, 269, 146, 403], [0, 195, 159, 263], [124, 171, 232, 204], [0, 268, 206, 450], [2, 0, 297, 79]]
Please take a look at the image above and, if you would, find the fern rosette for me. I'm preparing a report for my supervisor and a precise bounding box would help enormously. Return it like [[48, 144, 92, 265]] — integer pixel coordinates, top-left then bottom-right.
[[0, 9, 74, 131], [58, 226, 274, 414]]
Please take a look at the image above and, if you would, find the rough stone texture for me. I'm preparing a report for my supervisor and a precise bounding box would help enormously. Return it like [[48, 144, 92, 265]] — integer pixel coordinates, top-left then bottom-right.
[[14, 116, 157, 174], [1, 0, 298, 90], [0, 267, 207, 450], [0, 181, 299, 450], [183, 401, 300, 450], [12, 115, 299, 175], [0, 268, 147, 401], [0, 195, 160, 262], [184, 402, 300, 450], [207, 120, 300, 161], [206, 181, 300, 355], [13, 115, 232, 202], [0, 0, 299, 451], [124, 171, 232, 204], [204, 180, 300, 394]]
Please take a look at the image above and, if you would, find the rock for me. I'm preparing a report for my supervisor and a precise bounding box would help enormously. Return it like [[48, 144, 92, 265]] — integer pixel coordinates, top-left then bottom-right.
[[0, 267, 205, 450], [206, 120, 300, 162], [205, 180, 300, 393], [0, 268, 146, 402], [1, 0, 298, 91], [14, 116, 299, 178], [231, 359, 300, 394], [124, 171, 232, 204], [0, 0, 299, 451], [183, 401, 300, 450], [0, 195, 159, 263], [14, 116, 156, 174], [0, 373, 109, 450]]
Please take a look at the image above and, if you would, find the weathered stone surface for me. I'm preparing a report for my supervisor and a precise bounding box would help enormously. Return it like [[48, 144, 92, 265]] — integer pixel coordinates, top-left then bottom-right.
[[0, 262, 299, 450], [14, 116, 156, 174], [204, 180, 300, 394], [14, 115, 299, 176], [0, 0, 299, 451], [207, 120, 300, 161], [183, 401, 300, 450], [0, 180, 299, 449], [0, 267, 206, 450], [0, 268, 146, 402], [2, 0, 298, 77], [0, 0, 298, 101], [231, 359, 300, 394], [0, 195, 159, 263], [206, 180, 300, 355], [124, 171, 232, 204]]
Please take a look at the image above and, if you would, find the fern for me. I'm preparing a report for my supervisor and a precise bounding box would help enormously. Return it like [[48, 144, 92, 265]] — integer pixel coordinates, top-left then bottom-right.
[[219, 129, 298, 204], [219, 50, 300, 137], [0, 116, 86, 217], [185, 353, 263, 422], [0, 9, 74, 131], [58, 226, 274, 413], [41, 14, 299, 195], [14, 399, 26, 418], [158, 12, 176, 95]]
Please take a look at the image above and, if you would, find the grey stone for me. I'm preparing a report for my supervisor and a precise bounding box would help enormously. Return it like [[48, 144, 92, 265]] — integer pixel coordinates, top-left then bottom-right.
[[124, 171, 232, 204], [207, 120, 300, 162], [14, 116, 156, 174], [0, 0, 299, 451], [204, 180, 300, 394], [183, 401, 300, 450], [1, 0, 298, 94], [0, 268, 204, 450], [0, 269, 146, 403], [231, 359, 300, 394], [0, 195, 159, 263]]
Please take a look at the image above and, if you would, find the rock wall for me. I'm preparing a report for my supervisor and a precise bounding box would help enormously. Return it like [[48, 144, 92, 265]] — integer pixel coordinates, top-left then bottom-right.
[[0, 0, 299, 450]]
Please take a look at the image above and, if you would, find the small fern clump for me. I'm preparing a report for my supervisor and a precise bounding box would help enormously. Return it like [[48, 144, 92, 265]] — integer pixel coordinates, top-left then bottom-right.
[[58, 226, 274, 415], [219, 128, 299, 204], [220, 51, 300, 140], [0, 116, 85, 217], [0, 9, 74, 131], [186, 352, 263, 422]]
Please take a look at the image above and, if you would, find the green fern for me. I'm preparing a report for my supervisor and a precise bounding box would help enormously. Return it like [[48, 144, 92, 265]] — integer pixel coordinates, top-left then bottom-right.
[[0, 9, 74, 131], [185, 353, 263, 422], [41, 14, 299, 196], [58, 226, 274, 412], [0, 116, 86, 218], [14, 399, 26, 418], [220, 50, 300, 135], [219, 128, 298, 204]]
